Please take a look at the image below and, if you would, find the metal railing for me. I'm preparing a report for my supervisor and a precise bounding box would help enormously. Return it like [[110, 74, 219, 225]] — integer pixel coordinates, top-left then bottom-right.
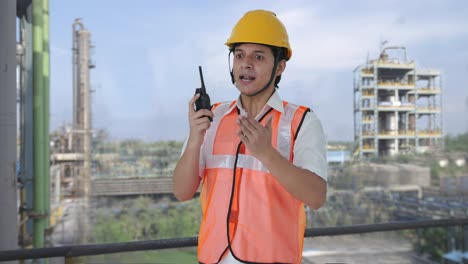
[[1, 218, 467, 262]]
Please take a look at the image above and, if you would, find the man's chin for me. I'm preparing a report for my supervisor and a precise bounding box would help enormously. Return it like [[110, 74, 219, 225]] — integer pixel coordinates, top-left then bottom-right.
[[238, 89, 258, 97]]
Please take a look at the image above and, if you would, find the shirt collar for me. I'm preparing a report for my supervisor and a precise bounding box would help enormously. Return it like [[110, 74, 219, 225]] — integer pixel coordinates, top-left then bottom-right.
[[225, 90, 284, 120]]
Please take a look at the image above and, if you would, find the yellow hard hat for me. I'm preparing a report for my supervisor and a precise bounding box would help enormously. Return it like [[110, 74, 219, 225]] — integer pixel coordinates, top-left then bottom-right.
[[225, 10, 292, 60]]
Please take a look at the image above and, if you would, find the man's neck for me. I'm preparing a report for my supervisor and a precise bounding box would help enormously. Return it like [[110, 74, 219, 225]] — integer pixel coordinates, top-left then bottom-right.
[[239, 88, 275, 118]]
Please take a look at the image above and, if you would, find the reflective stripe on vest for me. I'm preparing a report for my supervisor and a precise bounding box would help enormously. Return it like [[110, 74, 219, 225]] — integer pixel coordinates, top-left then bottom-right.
[[198, 100, 309, 264]]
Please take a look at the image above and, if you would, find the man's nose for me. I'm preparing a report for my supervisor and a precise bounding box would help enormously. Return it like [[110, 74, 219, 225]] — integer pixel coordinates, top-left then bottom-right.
[[242, 57, 253, 69]]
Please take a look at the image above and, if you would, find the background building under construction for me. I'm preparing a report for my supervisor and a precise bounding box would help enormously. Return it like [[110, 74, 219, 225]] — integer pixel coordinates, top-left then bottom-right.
[[353, 46, 443, 159]]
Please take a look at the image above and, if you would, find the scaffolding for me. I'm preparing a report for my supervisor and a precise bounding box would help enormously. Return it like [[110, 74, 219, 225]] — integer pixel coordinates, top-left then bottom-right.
[[353, 46, 443, 159]]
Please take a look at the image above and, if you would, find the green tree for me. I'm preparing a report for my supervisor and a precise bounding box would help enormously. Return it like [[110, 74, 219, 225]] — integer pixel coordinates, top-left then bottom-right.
[[445, 132, 468, 152]]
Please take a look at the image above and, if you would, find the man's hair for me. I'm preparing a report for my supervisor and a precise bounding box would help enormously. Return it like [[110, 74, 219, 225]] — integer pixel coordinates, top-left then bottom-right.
[[270, 46, 288, 87]]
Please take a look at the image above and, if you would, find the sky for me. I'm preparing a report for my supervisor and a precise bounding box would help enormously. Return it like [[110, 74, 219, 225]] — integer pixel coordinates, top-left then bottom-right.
[[47, 0, 468, 142]]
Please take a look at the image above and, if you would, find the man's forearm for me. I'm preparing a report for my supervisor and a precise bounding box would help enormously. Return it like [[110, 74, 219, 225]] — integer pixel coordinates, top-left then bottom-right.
[[260, 149, 327, 209]]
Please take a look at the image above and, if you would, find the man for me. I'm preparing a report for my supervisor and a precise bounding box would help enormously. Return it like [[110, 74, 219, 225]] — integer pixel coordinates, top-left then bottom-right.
[[173, 9, 327, 264]]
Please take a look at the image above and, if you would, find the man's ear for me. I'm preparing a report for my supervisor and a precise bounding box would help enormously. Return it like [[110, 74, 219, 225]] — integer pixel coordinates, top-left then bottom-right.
[[276, 60, 286, 77]]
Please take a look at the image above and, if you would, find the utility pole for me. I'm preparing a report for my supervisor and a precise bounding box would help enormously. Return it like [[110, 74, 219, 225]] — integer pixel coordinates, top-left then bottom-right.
[[0, 0, 19, 262]]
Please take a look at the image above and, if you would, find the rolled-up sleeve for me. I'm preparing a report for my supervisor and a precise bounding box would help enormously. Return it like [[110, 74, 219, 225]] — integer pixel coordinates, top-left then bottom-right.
[[180, 137, 205, 178], [292, 111, 328, 182]]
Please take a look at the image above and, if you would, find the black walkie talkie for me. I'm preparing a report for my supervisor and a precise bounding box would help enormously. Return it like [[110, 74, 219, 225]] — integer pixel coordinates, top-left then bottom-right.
[[195, 66, 212, 122]]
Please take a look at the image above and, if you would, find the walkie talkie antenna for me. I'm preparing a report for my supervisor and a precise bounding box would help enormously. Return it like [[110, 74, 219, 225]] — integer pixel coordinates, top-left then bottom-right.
[[198, 66, 206, 94], [194, 65, 212, 121]]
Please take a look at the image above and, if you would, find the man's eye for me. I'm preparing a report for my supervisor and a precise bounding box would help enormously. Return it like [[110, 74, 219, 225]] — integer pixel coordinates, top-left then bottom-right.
[[235, 53, 243, 59], [255, 55, 264, 60]]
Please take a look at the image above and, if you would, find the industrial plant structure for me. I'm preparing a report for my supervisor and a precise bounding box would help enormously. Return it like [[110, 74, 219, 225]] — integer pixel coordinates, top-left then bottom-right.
[[15, 17, 95, 245], [353, 46, 443, 159], [50, 19, 94, 200]]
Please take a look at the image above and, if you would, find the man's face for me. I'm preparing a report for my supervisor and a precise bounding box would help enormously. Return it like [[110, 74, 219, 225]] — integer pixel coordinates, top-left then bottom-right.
[[232, 43, 283, 96]]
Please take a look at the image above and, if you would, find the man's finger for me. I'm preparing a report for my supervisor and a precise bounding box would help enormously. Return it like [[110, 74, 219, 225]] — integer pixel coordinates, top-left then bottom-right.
[[190, 111, 204, 120], [194, 117, 211, 126], [245, 114, 264, 130], [238, 116, 256, 134], [191, 109, 214, 120], [237, 129, 249, 144], [188, 94, 201, 113]]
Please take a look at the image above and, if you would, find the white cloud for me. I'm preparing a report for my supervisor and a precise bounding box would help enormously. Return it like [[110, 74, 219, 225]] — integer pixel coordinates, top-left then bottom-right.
[[277, 8, 468, 71]]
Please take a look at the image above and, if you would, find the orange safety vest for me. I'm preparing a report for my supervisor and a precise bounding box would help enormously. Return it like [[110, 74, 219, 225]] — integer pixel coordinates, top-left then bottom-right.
[[198, 100, 310, 264]]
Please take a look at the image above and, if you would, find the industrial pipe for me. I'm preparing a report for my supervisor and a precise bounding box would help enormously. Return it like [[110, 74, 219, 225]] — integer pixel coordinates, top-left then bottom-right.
[[33, 0, 46, 249]]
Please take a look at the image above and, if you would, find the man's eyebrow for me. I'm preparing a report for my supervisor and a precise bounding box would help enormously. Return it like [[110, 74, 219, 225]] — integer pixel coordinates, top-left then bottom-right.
[[234, 48, 266, 53]]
